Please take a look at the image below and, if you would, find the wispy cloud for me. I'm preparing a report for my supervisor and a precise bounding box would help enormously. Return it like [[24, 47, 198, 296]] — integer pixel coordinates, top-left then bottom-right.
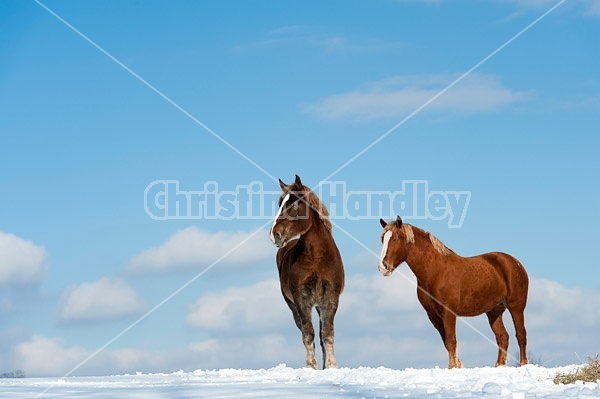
[[234, 26, 406, 55], [503, 0, 600, 17], [584, 0, 600, 16], [308, 73, 532, 121], [395, 0, 443, 4], [556, 94, 600, 111], [128, 227, 272, 273], [410, 0, 600, 18], [58, 278, 145, 324], [0, 232, 47, 285]]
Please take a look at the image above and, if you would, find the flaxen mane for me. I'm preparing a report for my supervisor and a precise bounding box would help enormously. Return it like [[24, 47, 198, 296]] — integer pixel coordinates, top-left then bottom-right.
[[403, 224, 449, 255], [402, 224, 415, 244], [428, 232, 450, 255]]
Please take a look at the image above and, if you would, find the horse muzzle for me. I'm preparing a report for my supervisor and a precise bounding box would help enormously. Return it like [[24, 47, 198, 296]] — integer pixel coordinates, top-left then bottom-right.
[[379, 260, 392, 276], [271, 231, 287, 248]]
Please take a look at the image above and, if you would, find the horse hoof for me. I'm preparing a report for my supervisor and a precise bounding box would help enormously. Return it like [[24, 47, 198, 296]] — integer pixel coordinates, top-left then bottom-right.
[[306, 362, 317, 370], [325, 361, 338, 369]]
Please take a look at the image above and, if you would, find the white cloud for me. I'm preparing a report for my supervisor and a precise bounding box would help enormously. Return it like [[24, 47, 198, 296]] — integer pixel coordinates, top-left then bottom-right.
[[186, 279, 288, 332], [58, 277, 145, 323], [308, 73, 532, 121], [128, 227, 272, 273], [183, 251, 600, 370], [13, 335, 180, 377], [188, 334, 296, 370], [15, 335, 89, 376], [12, 333, 296, 376], [0, 231, 47, 285], [6, 256, 600, 376], [527, 278, 600, 328]]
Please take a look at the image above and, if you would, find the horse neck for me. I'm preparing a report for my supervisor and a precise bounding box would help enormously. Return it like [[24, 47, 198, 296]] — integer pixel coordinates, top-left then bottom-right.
[[298, 209, 334, 252], [405, 227, 446, 283]]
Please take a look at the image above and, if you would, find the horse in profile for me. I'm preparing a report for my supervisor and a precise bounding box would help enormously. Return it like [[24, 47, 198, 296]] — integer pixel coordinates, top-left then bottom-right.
[[270, 175, 345, 369], [378, 217, 529, 368]]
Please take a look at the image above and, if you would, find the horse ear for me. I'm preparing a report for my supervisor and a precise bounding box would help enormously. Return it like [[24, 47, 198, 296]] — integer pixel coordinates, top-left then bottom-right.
[[395, 216, 403, 228], [380, 218, 387, 228], [279, 179, 288, 192], [294, 174, 302, 187]]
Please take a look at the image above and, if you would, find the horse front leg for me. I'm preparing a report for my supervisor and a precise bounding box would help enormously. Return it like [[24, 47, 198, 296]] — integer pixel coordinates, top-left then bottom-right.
[[441, 311, 462, 369]]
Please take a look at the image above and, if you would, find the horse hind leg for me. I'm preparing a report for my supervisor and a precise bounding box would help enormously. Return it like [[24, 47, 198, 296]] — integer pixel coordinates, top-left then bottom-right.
[[317, 299, 339, 369], [283, 294, 302, 330], [315, 306, 326, 369], [294, 298, 317, 369], [486, 304, 509, 366], [508, 306, 528, 366]]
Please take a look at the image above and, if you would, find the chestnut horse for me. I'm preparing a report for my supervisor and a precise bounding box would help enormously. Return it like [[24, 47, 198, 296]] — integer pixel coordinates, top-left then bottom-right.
[[270, 175, 345, 369], [378, 217, 529, 368]]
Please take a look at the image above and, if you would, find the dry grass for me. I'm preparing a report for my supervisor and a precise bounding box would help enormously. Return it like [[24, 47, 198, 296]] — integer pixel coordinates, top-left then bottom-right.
[[554, 355, 600, 385]]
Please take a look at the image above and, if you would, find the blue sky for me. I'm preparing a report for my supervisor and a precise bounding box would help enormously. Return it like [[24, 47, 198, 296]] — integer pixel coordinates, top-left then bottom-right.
[[0, 0, 599, 377]]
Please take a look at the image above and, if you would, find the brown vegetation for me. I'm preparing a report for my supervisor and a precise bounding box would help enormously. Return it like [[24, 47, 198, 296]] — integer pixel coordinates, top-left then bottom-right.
[[554, 355, 600, 385]]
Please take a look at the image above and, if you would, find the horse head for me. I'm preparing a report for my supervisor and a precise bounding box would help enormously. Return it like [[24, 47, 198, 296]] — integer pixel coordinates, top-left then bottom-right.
[[270, 175, 313, 248], [378, 216, 413, 276]]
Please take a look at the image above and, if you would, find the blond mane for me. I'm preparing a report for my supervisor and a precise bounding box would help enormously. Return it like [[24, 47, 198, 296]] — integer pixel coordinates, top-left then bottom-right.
[[402, 224, 415, 244], [428, 232, 450, 255], [403, 224, 450, 255]]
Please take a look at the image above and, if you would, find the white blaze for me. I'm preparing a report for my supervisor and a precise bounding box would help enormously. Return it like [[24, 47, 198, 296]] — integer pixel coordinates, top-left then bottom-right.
[[270, 193, 290, 244], [379, 230, 392, 271]]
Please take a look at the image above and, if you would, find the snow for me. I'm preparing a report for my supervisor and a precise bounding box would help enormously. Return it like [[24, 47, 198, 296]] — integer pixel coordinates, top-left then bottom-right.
[[0, 364, 598, 399]]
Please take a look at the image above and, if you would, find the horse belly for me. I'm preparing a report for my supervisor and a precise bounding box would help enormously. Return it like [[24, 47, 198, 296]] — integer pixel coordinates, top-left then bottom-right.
[[456, 273, 507, 316]]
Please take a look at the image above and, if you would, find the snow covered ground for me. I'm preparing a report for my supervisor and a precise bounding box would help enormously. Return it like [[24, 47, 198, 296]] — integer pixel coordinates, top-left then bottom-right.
[[0, 364, 598, 399]]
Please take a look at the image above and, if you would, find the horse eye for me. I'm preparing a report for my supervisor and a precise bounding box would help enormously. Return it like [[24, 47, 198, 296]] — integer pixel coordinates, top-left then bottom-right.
[[293, 201, 299, 211]]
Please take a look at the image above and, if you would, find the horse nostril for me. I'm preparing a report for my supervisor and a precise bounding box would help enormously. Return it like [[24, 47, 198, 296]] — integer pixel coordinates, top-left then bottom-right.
[[275, 232, 282, 241]]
